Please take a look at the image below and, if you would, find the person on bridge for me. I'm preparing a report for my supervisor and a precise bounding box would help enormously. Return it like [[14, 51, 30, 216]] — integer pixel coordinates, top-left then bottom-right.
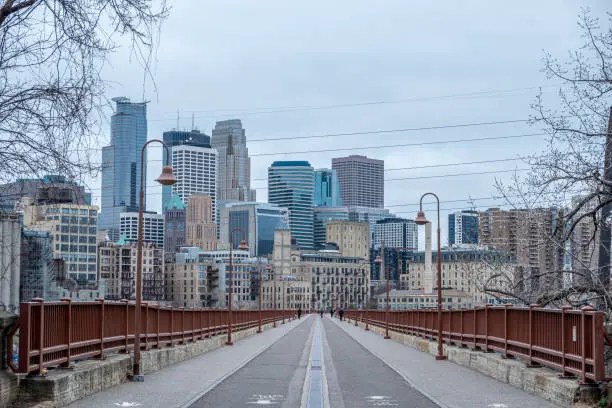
[[319, 309, 324, 318], [339, 308, 344, 321], [297, 307, 302, 319], [330, 307, 334, 318]]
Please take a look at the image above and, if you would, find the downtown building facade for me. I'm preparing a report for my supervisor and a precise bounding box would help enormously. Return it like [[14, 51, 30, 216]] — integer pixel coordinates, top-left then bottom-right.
[[120, 211, 164, 248], [98, 238, 164, 301], [448, 210, 479, 246], [185, 194, 217, 251], [211, 119, 256, 202], [313, 207, 349, 249], [314, 169, 341, 207], [373, 217, 418, 250], [0, 174, 90, 211], [100, 97, 148, 240], [219, 202, 288, 257], [268, 161, 315, 249], [164, 193, 186, 253], [332, 155, 384, 208], [0, 213, 21, 311]]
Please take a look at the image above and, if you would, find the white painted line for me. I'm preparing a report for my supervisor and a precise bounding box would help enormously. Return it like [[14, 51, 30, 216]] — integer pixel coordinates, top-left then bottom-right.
[[488, 404, 509, 408], [114, 403, 142, 407]]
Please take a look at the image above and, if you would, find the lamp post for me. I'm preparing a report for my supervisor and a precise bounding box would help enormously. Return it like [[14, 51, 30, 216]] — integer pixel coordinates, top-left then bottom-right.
[[133, 139, 177, 379], [354, 273, 359, 326], [415, 192, 446, 361], [269, 263, 277, 328], [375, 242, 390, 339], [226, 228, 248, 345], [364, 281, 369, 331]]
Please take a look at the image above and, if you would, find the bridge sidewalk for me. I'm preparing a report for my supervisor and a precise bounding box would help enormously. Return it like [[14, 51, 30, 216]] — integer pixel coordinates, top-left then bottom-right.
[[67, 317, 307, 408], [332, 317, 561, 408]]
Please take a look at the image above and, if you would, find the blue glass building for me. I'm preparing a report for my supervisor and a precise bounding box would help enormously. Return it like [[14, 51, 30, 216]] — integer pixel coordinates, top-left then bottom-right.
[[268, 161, 314, 249], [448, 210, 479, 246], [100, 97, 148, 239], [314, 169, 342, 207]]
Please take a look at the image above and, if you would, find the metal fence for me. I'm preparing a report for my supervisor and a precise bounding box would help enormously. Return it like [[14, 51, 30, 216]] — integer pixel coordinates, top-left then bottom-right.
[[345, 305, 606, 382], [9, 298, 296, 375]]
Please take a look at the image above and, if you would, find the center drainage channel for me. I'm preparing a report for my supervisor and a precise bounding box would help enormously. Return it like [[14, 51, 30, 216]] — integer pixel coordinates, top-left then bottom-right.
[[307, 320, 324, 408]]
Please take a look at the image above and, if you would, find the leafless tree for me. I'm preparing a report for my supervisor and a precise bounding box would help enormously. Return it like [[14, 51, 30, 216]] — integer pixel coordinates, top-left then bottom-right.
[[0, 0, 168, 183], [494, 9, 612, 312]]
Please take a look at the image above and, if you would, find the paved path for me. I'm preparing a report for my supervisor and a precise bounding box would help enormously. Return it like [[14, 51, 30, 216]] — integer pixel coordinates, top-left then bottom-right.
[[68, 318, 307, 408], [330, 317, 560, 408], [68, 315, 562, 408]]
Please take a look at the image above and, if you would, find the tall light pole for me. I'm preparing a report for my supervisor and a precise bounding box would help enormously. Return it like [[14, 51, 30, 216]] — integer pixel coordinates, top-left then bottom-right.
[[269, 263, 277, 328], [227, 228, 248, 345], [134, 139, 176, 379], [354, 272, 359, 326], [415, 192, 446, 361], [375, 241, 390, 339]]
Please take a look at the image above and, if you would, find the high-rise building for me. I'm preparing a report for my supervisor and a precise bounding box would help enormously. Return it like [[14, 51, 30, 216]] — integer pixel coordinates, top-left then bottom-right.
[[479, 207, 563, 293], [20, 230, 62, 302], [314, 169, 342, 207], [0, 213, 21, 311], [268, 161, 315, 249], [22, 201, 99, 285], [211, 119, 255, 202], [373, 217, 418, 250], [332, 155, 384, 208], [161, 129, 212, 212], [325, 220, 370, 260], [186, 194, 217, 251], [448, 210, 479, 246], [313, 207, 349, 249], [219, 202, 288, 257], [120, 211, 164, 248], [170, 142, 218, 222], [164, 193, 186, 253], [0, 174, 90, 211], [100, 97, 148, 240]]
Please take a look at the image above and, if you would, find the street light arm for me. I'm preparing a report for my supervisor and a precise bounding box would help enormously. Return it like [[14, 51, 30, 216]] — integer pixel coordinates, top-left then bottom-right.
[[140, 139, 171, 191]]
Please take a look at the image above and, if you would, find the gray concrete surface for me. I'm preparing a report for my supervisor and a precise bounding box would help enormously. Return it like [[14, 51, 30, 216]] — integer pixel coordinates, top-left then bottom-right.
[[321, 317, 438, 408], [333, 317, 562, 408], [189, 317, 314, 407], [66, 318, 306, 408]]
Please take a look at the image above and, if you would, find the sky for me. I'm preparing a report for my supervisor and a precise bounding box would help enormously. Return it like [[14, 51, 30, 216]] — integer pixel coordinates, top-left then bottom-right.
[[91, 1, 610, 249]]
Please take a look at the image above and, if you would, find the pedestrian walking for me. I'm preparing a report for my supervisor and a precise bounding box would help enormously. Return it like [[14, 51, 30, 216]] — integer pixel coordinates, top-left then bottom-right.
[[297, 307, 302, 319], [319, 309, 324, 318], [330, 307, 334, 317], [339, 308, 344, 321]]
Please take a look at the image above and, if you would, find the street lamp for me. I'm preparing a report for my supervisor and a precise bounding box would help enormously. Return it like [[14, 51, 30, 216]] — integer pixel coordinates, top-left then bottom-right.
[[354, 272, 359, 326], [375, 242, 391, 339], [257, 262, 264, 333], [134, 139, 176, 379], [226, 228, 248, 345], [268, 263, 276, 328], [415, 192, 446, 361]]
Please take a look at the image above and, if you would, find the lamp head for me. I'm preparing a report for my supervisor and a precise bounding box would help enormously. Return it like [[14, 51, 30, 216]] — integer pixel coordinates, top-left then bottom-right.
[[415, 210, 428, 225], [374, 255, 382, 264], [156, 165, 177, 186], [238, 239, 249, 251]]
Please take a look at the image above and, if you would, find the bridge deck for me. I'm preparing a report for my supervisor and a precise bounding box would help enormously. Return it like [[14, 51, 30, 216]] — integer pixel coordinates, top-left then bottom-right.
[[68, 315, 560, 408]]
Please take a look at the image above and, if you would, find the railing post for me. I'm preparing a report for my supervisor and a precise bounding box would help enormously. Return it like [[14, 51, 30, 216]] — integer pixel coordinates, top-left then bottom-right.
[[527, 304, 540, 367], [592, 309, 605, 382], [170, 307, 174, 346], [484, 304, 490, 352], [503, 304, 513, 359], [559, 305, 572, 375], [143, 302, 149, 351], [580, 306, 594, 384], [60, 297, 72, 367], [156, 305, 160, 348], [473, 307, 477, 350], [32, 298, 45, 374], [121, 299, 129, 353], [181, 307, 186, 344], [97, 298, 105, 359]]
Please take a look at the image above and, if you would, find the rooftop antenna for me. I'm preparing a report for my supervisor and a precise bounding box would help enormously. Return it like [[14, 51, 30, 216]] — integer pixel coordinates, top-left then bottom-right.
[[467, 195, 476, 211], [192, 113, 195, 131], [176, 110, 180, 130]]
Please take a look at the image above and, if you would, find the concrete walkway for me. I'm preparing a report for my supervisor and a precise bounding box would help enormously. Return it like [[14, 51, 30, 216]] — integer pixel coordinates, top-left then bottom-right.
[[68, 317, 308, 408], [330, 317, 561, 408]]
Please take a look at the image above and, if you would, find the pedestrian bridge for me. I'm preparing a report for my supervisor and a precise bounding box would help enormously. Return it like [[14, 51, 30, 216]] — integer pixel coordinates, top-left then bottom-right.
[[5, 302, 602, 408]]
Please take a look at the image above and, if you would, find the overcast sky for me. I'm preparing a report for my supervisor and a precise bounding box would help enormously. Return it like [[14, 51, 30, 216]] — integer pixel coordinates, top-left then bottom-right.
[[92, 1, 610, 248]]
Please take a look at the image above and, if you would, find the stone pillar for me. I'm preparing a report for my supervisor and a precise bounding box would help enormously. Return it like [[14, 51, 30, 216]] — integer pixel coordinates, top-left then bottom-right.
[[0, 310, 18, 407]]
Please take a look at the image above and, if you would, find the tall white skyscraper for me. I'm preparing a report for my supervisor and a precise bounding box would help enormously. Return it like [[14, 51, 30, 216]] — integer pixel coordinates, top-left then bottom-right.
[[171, 144, 218, 221], [211, 119, 256, 202]]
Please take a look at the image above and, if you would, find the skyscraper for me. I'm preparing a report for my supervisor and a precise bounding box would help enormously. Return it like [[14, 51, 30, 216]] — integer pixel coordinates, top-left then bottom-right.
[[211, 119, 255, 202], [161, 129, 212, 212], [314, 169, 342, 207], [268, 161, 314, 249], [164, 193, 186, 253], [448, 210, 479, 246], [373, 217, 418, 250], [100, 97, 148, 239], [313, 207, 349, 248], [332, 155, 384, 208], [185, 194, 217, 251], [170, 142, 217, 221]]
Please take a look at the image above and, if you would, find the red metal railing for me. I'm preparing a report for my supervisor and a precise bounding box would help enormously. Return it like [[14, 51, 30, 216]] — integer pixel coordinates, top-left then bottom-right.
[[345, 304, 606, 383], [9, 298, 295, 375]]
